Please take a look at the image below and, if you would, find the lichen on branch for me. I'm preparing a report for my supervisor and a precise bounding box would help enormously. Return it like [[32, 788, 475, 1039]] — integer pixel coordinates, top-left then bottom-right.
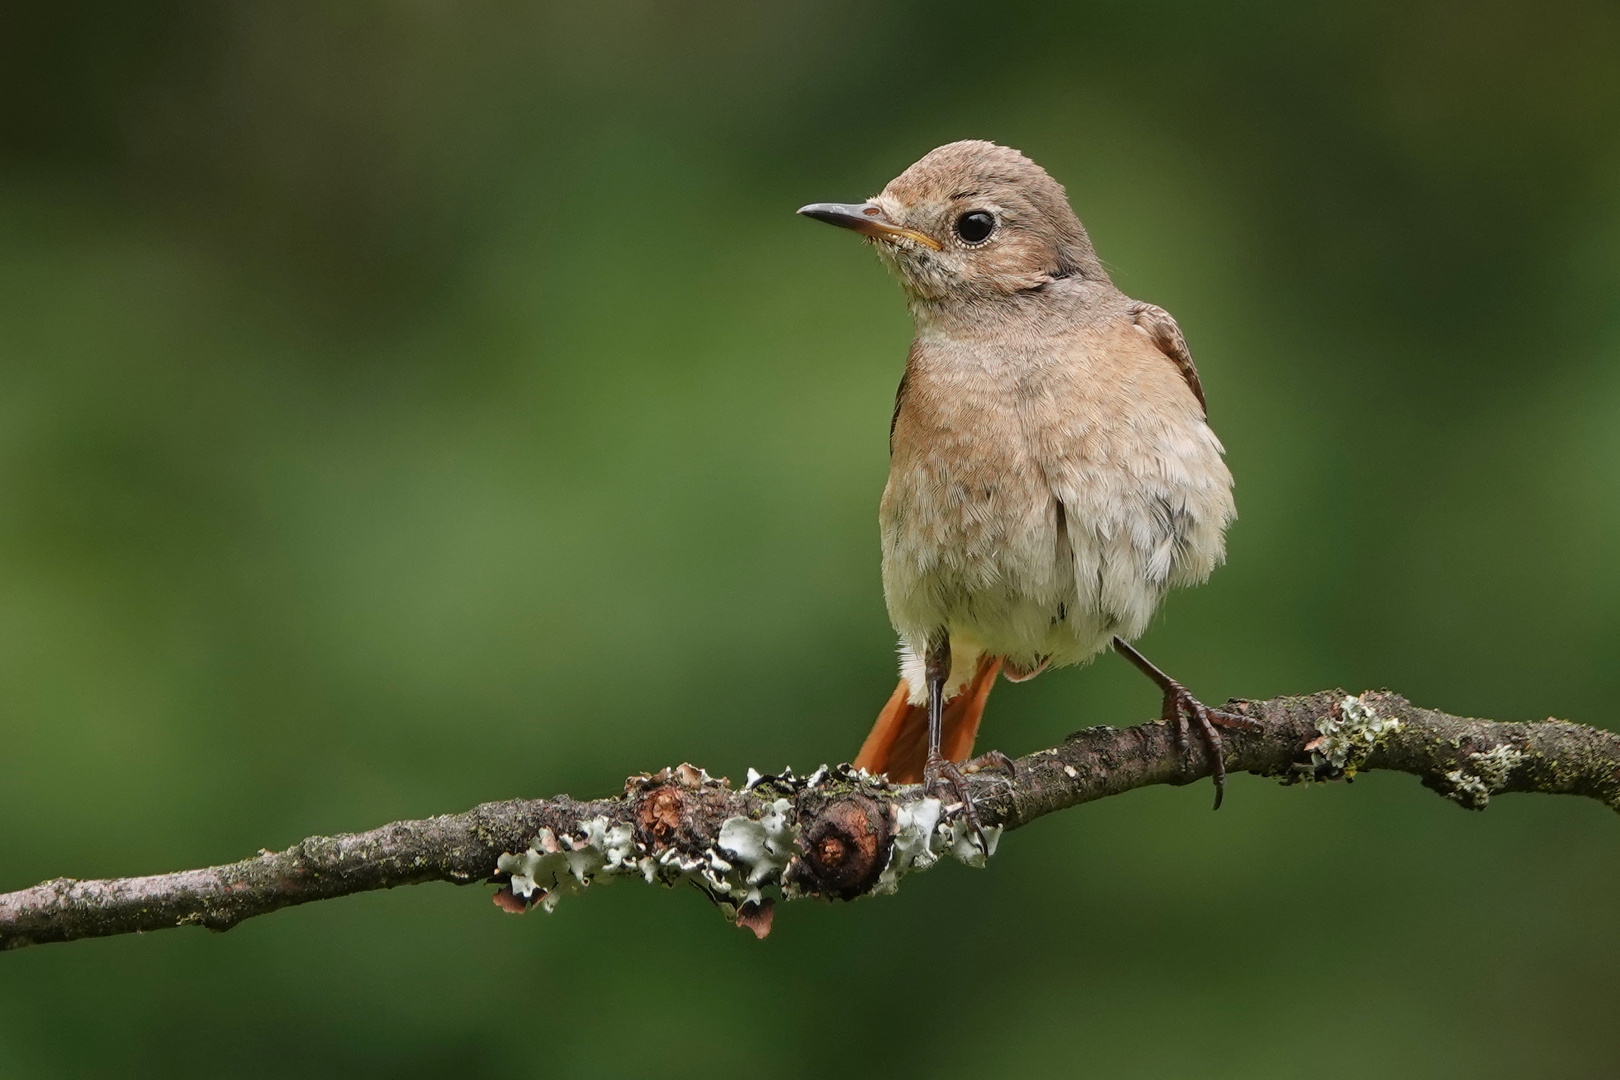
[[487, 764, 998, 937], [1, 689, 1616, 951]]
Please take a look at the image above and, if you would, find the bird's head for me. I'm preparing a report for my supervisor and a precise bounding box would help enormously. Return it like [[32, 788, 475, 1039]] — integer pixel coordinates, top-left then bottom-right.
[[798, 140, 1106, 306]]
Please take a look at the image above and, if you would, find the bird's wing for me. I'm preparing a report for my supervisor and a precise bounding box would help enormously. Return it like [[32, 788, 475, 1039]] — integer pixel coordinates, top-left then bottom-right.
[[889, 339, 922, 456], [1127, 301, 1206, 416], [889, 363, 910, 455]]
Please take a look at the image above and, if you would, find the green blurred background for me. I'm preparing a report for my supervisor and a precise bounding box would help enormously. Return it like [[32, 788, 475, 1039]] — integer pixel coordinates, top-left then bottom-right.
[[3, 1, 1618, 1076]]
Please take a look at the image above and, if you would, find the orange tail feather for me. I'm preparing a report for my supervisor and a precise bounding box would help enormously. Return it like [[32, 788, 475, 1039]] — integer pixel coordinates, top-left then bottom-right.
[[853, 655, 1003, 784]]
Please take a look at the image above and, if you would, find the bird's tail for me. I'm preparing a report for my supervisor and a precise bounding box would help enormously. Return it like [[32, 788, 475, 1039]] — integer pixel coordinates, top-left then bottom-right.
[[853, 654, 1003, 784]]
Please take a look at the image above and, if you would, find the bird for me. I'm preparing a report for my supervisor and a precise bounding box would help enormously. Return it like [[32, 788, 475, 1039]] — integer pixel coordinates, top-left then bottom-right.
[[797, 139, 1252, 815]]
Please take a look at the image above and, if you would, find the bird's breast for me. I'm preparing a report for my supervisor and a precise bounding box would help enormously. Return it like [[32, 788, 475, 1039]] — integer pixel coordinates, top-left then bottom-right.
[[879, 323, 1233, 661]]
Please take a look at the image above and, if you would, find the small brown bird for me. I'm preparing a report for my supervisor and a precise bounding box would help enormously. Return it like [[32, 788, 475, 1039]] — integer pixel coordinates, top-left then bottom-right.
[[799, 140, 1252, 812]]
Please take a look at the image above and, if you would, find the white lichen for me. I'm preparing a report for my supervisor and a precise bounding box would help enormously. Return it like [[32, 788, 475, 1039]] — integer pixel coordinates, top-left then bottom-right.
[[875, 798, 941, 893], [582, 816, 638, 872], [497, 818, 635, 913], [873, 797, 1001, 893], [714, 798, 795, 906], [496, 764, 1003, 923], [1443, 744, 1525, 809], [942, 814, 1001, 868], [496, 798, 804, 915], [1469, 744, 1524, 791], [1443, 769, 1492, 808], [1309, 695, 1402, 776]]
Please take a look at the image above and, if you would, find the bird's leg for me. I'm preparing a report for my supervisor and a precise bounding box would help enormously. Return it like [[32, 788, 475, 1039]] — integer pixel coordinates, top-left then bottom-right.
[[1111, 637, 1260, 810], [920, 634, 989, 851]]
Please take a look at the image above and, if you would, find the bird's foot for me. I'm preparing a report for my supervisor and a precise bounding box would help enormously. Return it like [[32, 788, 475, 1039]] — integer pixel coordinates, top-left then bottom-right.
[[961, 749, 1017, 794], [923, 751, 990, 854], [961, 748, 1016, 776], [1160, 682, 1262, 811]]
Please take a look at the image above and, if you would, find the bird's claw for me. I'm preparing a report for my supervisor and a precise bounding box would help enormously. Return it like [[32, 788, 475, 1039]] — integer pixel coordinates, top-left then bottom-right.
[[1160, 682, 1258, 811], [924, 751, 991, 854], [962, 748, 1017, 778]]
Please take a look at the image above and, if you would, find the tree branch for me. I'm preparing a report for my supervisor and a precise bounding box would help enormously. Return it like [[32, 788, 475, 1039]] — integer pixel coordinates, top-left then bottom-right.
[[3, 689, 1616, 951]]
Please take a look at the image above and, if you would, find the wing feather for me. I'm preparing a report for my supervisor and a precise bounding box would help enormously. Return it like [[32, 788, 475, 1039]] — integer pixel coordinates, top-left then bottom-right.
[[1127, 301, 1206, 416]]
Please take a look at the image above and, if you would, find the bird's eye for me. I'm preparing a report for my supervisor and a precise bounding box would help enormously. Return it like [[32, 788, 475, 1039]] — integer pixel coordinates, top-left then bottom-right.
[[954, 210, 996, 245]]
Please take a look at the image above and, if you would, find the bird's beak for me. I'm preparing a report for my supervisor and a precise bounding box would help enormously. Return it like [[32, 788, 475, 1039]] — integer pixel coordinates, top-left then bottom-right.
[[796, 202, 943, 251]]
